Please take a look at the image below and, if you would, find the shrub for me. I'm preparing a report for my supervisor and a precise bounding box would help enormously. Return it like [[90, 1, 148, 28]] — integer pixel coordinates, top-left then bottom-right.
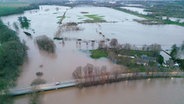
[[90, 49, 108, 59]]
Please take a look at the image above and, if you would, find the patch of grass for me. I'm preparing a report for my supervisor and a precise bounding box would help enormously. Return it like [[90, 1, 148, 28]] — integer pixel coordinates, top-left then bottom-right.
[[77, 15, 84, 20], [84, 14, 106, 23], [90, 49, 108, 59], [163, 19, 184, 26]]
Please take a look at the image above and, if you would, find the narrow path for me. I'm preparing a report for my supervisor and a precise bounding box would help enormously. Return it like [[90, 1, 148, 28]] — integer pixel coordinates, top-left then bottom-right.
[[55, 8, 70, 37]]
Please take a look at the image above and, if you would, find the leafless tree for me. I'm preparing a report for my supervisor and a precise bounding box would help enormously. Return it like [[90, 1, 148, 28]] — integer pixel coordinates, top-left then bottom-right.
[[73, 66, 82, 79], [35, 35, 56, 53], [108, 51, 117, 63], [73, 64, 126, 86], [149, 44, 161, 52], [110, 38, 118, 48], [98, 40, 106, 49], [123, 43, 131, 50]]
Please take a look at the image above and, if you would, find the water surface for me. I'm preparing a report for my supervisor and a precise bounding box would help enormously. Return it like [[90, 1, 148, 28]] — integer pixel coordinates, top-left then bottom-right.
[[1, 5, 184, 104]]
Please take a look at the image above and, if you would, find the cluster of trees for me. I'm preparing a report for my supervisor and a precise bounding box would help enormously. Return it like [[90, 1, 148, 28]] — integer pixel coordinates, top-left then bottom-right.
[[170, 42, 184, 60], [0, 2, 38, 104], [18, 16, 30, 29], [29, 78, 45, 104], [99, 38, 161, 52], [98, 38, 120, 49], [73, 64, 122, 87], [0, 3, 39, 16], [92, 38, 163, 71], [35, 35, 56, 53], [0, 20, 27, 104], [96, 38, 184, 70], [97, 38, 161, 57], [116, 1, 184, 26], [170, 42, 184, 70], [145, 1, 184, 18], [142, 44, 161, 52], [73, 63, 178, 87]]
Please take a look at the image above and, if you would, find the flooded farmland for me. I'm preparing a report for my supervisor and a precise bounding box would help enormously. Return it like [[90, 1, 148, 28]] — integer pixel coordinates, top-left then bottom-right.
[[1, 5, 184, 104]]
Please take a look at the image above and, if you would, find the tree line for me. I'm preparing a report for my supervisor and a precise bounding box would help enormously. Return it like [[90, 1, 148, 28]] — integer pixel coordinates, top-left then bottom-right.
[[0, 20, 27, 104], [170, 42, 184, 70]]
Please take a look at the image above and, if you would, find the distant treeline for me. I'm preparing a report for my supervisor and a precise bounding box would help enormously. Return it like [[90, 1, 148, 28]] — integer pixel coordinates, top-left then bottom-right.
[[0, 20, 27, 103], [0, 3, 39, 16]]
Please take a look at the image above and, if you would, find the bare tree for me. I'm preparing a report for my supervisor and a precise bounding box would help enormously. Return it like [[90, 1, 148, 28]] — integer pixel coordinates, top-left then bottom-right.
[[108, 51, 117, 63], [110, 38, 118, 48], [149, 44, 161, 52], [73, 66, 82, 79], [35, 35, 56, 53], [98, 40, 106, 49], [73, 64, 127, 86], [123, 43, 131, 50], [142, 44, 149, 51]]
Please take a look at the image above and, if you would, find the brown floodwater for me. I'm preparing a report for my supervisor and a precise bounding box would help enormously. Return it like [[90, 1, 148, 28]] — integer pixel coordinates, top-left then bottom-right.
[[1, 5, 184, 104], [14, 78, 184, 104]]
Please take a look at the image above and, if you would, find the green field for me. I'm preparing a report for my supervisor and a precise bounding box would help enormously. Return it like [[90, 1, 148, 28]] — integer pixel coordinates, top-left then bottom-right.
[[90, 49, 108, 59], [84, 14, 106, 23], [0, 2, 29, 7], [0, 2, 38, 16]]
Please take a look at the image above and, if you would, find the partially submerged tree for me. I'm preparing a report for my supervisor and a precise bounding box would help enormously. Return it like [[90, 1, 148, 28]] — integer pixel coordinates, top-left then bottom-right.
[[110, 38, 118, 48], [157, 55, 164, 65], [98, 40, 106, 49], [149, 44, 161, 52], [35, 35, 56, 53], [123, 43, 131, 50], [36, 72, 43, 77], [30, 77, 46, 104], [142, 44, 161, 52], [73, 64, 124, 86], [181, 41, 184, 51], [31, 78, 46, 86], [18, 16, 30, 29], [61, 22, 80, 31], [170, 44, 179, 60], [13, 22, 19, 31]]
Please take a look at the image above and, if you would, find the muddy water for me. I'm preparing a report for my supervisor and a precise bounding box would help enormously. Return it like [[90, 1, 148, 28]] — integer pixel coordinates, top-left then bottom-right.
[[15, 78, 184, 104], [1, 5, 184, 104]]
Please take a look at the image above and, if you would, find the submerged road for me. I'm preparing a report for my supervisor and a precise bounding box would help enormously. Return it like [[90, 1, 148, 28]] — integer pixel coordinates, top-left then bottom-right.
[[8, 72, 184, 96]]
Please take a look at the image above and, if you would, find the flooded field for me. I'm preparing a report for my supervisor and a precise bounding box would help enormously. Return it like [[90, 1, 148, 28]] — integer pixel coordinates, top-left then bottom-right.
[[1, 5, 184, 104], [120, 7, 149, 15]]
